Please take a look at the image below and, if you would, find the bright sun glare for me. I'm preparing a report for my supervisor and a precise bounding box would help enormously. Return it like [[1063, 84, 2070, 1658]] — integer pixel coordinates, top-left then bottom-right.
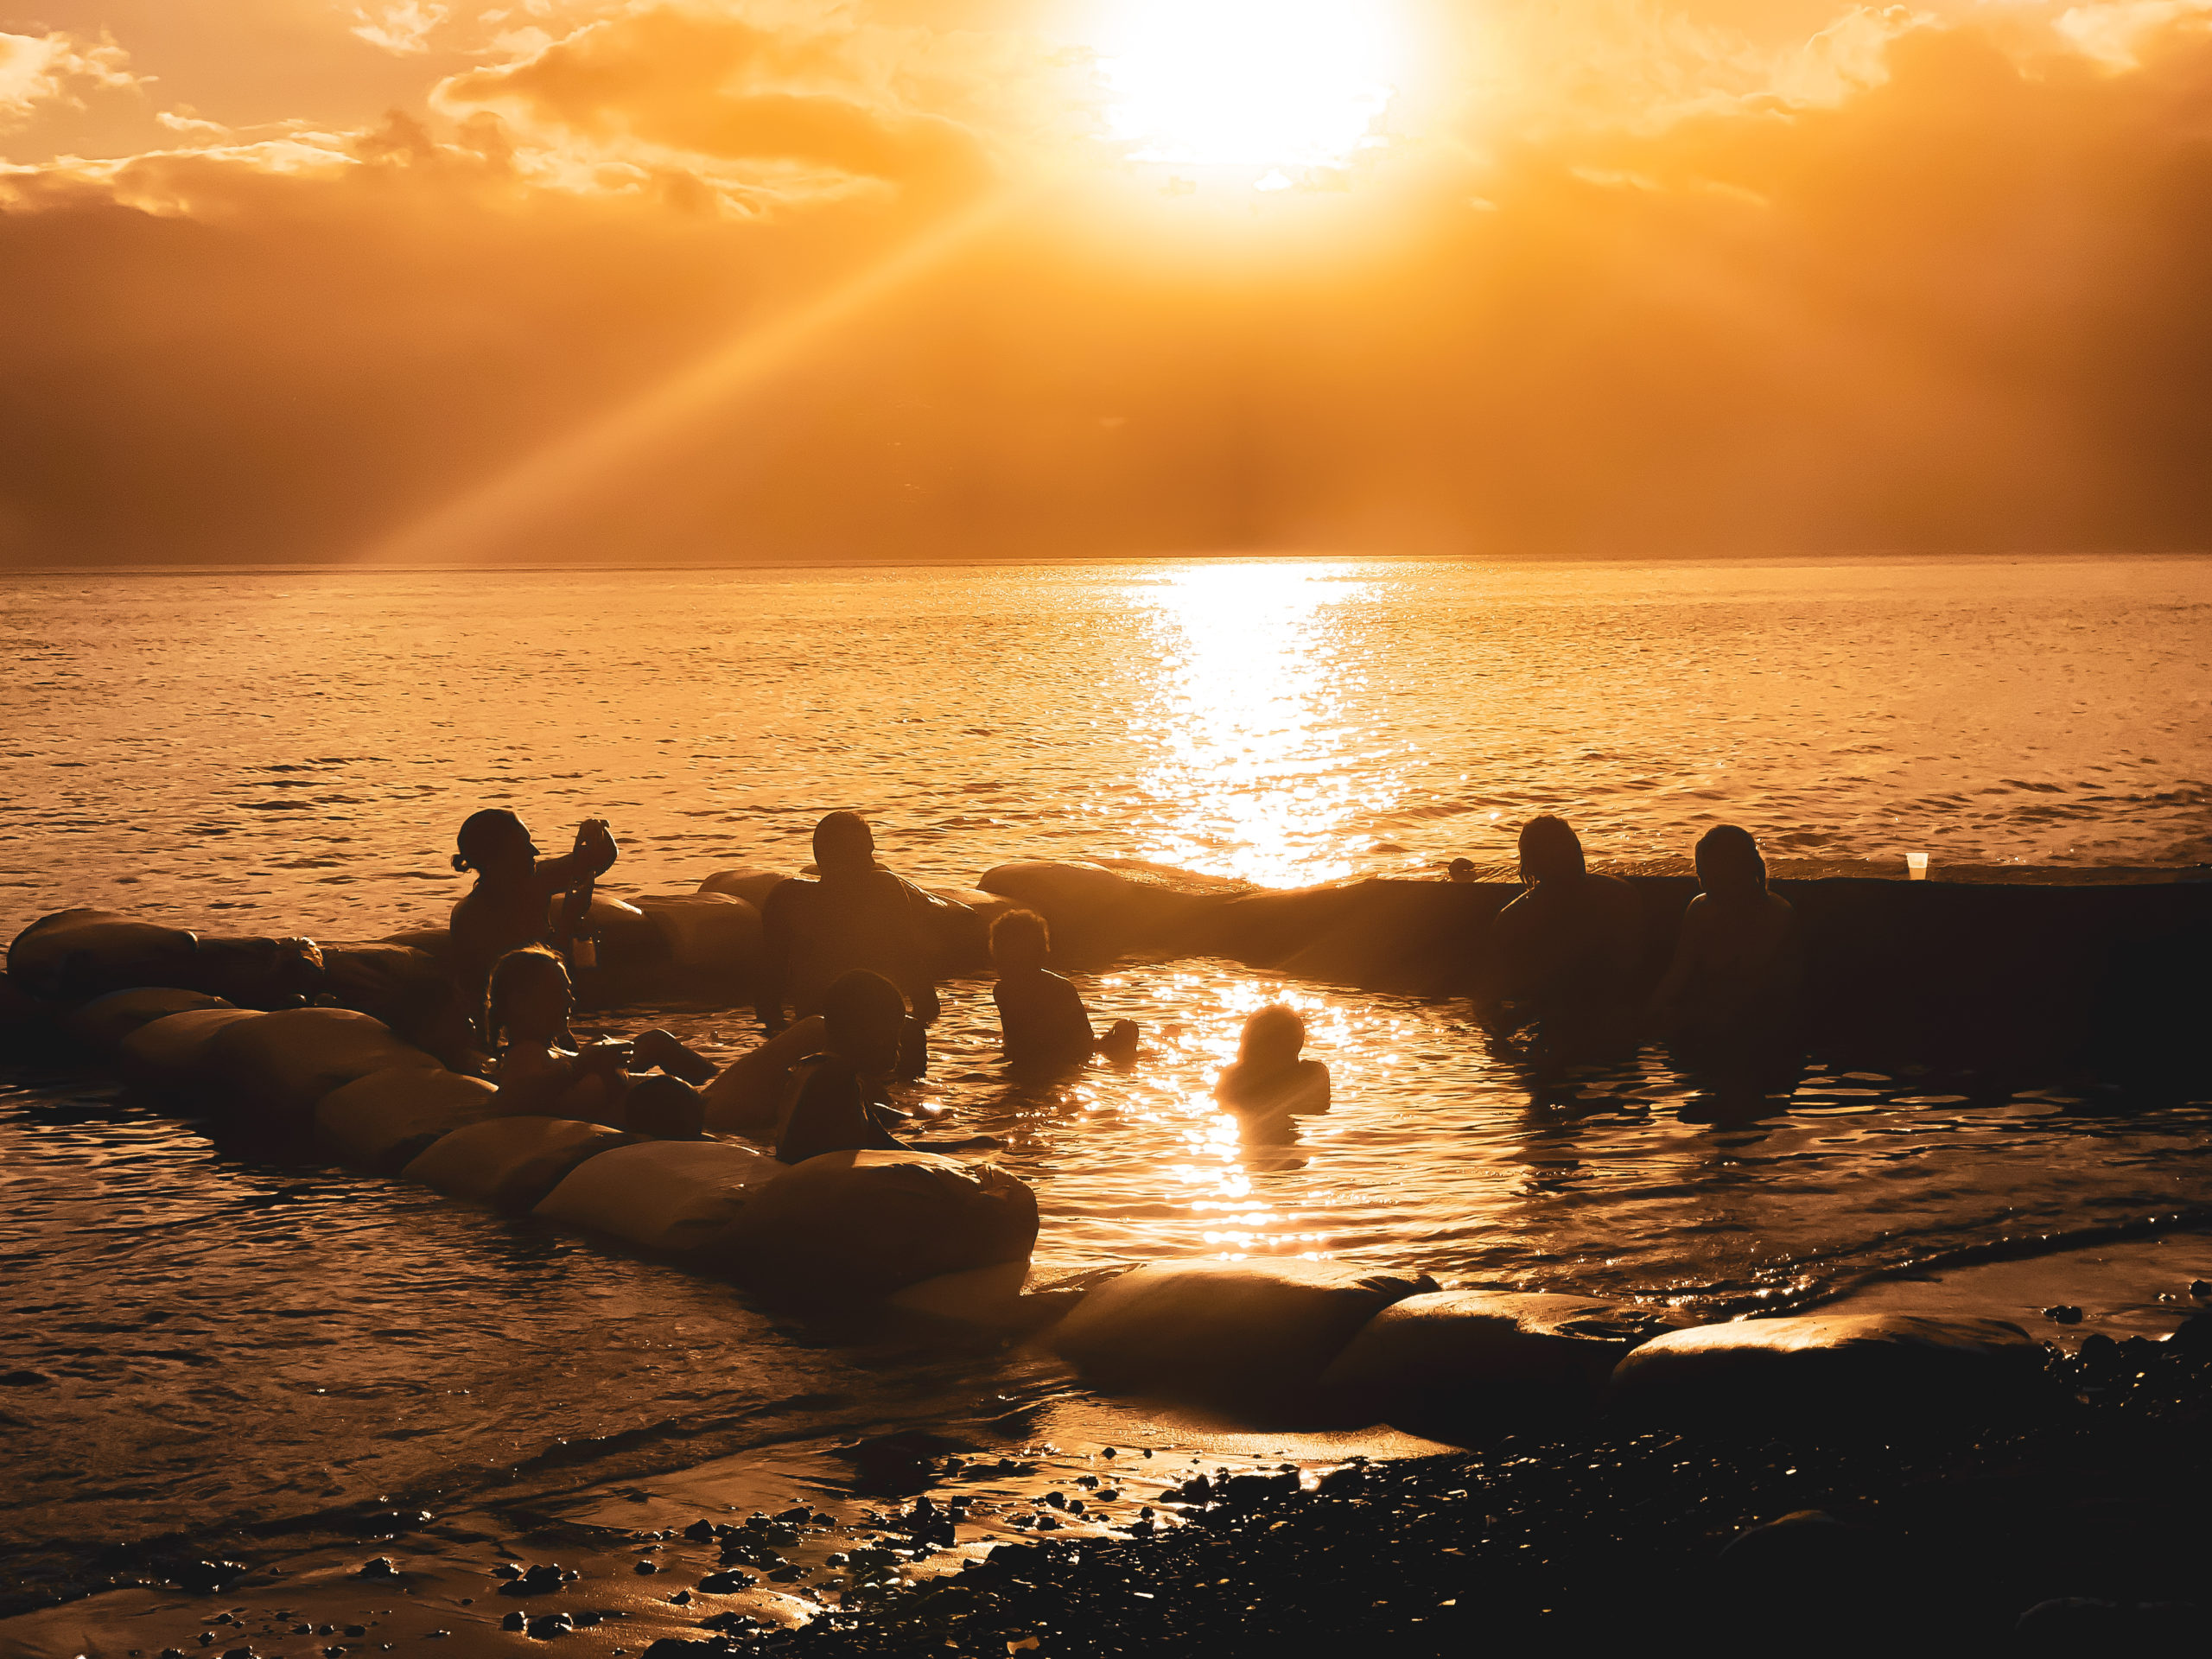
[[1099, 0, 1400, 172]]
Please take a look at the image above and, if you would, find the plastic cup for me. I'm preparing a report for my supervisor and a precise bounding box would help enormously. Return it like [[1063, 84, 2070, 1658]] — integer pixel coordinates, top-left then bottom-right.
[[1906, 852, 1929, 880]]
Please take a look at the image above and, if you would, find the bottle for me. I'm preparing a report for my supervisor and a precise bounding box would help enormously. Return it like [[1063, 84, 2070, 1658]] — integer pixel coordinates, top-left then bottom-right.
[[562, 875, 598, 971]]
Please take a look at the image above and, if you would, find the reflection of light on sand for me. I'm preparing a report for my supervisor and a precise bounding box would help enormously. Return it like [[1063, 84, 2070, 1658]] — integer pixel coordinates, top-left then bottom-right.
[[1134, 563, 1398, 887]]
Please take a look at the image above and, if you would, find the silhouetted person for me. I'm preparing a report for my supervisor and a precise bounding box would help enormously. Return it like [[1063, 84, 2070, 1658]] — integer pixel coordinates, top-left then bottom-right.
[[1474, 815, 1642, 1055], [1216, 1003, 1330, 1141], [448, 809, 616, 1024], [1447, 857, 1478, 883], [990, 908, 1139, 1071], [484, 944, 714, 1126], [776, 969, 915, 1165], [1650, 824, 1800, 1052], [760, 812, 938, 1075]]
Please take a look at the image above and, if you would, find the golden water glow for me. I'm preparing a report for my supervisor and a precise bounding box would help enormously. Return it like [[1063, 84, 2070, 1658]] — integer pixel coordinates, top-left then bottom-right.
[[1133, 562, 1398, 888], [1096, 0, 1402, 171]]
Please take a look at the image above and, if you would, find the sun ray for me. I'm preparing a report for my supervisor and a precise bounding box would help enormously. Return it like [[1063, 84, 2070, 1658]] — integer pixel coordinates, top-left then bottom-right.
[[361, 186, 1027, 565]]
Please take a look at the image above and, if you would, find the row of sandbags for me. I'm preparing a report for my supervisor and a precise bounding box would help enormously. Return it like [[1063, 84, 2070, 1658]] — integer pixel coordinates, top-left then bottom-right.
[[42, 987, 2045, 1440], [1046, 1255, 2049, 1438], [977, 857, 2212, 1077], [60, 985, 1040, 1305]]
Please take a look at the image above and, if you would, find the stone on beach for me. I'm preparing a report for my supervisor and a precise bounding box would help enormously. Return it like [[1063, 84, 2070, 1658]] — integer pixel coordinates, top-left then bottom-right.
[[402, 1114, 636, 1212], [1608, 1311, 2044, 1420], [1316, 1289, 1694, 1433], [731, 1148, 1040, 1300], [202, 1006, 443, 1127], [1050, 1257, 1439, 1421], [315, 1066, 504, 1174], [533, 1138, 785, 1257]]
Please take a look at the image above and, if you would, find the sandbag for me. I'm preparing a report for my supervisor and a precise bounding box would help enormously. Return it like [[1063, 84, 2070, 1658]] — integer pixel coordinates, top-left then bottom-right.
[[730, 1149, 1040, 1301], [402, 1115, 635, 1212], [1608, 1312, 2044, 1421], [65, 988, 235, 1051], [1316, 1290, 1693, 1434], [1193, 879, 1506, 995], [976, 859, 1245, 964], [8, 909, 199, 1001], [201, 1007, 442, 1127], [633, 893, 764, 981], [115, 1007, 267, 1093], [317, 942, 476, 1067], [315, 1066, 503, 1174], [696, 867, 793, 910], [533, 1140, 785, 1255], [378, 926, 452, 960], [1049, 1257, 1437, 1419]]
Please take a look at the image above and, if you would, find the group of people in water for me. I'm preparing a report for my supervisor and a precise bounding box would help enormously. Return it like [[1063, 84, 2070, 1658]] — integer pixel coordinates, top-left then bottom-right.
[[442, 803, 1799, 1163]]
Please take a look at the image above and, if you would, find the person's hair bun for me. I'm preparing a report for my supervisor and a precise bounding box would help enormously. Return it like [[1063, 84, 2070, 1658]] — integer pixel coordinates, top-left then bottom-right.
[[451, 853, 471, 873]]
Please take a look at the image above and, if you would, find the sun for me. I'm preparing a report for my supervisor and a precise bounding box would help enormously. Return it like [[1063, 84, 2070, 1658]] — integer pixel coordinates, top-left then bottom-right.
[[1096, 0, 1402, 172]]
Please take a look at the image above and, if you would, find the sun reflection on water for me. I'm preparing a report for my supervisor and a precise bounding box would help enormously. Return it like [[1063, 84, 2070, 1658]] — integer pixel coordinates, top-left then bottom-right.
[[1131, 562, 1399, 888]]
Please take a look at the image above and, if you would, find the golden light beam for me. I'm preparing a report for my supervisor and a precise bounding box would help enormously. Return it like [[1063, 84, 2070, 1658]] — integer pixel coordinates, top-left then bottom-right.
[[360, 184, 1029, 565]]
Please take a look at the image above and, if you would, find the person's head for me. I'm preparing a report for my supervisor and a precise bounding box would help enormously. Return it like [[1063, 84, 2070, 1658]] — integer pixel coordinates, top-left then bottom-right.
[[1695, 823, 1768, 900], [989, 908, 1051, 973], [625, 1076, 705, 1141], [1238, 1003, 1306, 1068], [823, 969, 908, 1079], [1518, 815, 1586, 886], [1446, 857, 1477, 884], [485, 944, 570, 1045], [812, 810, 875, 878], [454, 809, 537, 879]]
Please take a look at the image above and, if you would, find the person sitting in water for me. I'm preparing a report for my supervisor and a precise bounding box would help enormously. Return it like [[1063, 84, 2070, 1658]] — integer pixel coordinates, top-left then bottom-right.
[[1649, 824, 1800, 1047], [1472, 815, 1643, 1053], [483, 945, 715, 1126], [448, 809, 617, 1023], [990, 908, 1139, 1071], [775, 969, 917, 1166], [1215, 1003, 1331, 1139], [760, 811, 943, 1075], [700, 1014, 829, 1141]]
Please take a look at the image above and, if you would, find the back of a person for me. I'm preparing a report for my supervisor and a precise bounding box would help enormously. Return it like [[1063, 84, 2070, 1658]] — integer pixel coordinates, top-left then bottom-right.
[[769, 871, 926, 1016]]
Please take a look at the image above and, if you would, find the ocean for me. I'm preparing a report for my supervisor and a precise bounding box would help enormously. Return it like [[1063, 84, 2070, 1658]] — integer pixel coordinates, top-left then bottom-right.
[[3, 554, 2209, 1608]]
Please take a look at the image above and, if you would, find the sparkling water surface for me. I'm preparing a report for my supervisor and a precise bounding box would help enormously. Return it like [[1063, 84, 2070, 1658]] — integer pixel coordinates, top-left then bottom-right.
[[3, 556, 2209, 1591]]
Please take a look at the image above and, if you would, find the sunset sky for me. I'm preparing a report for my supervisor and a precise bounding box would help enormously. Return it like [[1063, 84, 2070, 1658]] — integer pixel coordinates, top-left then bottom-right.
[[4, 1, 2211, 565]]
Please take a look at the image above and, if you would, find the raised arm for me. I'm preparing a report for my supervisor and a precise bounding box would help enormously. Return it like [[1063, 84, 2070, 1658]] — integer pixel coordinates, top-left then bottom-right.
[[535, 818, 618, 893]]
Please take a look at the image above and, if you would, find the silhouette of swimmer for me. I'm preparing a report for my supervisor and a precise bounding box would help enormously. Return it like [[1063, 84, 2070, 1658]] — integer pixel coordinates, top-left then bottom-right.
[[1215, 1003, 1331, 1141], [990, 909, 1139, 1071], [776, 969, 917, 1166], [448, 809, 616, 1021], [483, 945, 714, 1128], [1473, 816, 1642, 1052], [760, 812, 939, 1076], [1650, 824, 1801, 1050]]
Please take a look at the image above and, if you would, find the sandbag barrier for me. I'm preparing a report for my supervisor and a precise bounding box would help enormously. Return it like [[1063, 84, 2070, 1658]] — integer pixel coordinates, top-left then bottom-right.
[[10, 854, 2167, 1439], [14, 982, 1042, 1311]]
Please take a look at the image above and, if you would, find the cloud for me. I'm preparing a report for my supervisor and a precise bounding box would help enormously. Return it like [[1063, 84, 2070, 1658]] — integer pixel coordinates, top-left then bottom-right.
[[352, 3, 452, 57], [7, 5, 2212, 565], [0, 29, 141, 130]]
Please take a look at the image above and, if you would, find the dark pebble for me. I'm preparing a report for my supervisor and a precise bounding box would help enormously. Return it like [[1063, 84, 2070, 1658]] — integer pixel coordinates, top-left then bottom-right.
[[633, 1560, 660, 1575], [2043, 1305, 2084, 1324], [683, 1520, 716, 1541], [345, 1627, 366, 1638], [501, 1613, 526, 1631], [176, 1560, 249, 1596], [526, 1612, 575, 1640], [696, 1570, 754, 1593], [356, 1557, 398, 1579]]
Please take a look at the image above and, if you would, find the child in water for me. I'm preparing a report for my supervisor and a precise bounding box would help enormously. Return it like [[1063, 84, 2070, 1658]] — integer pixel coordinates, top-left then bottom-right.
[[483, 945, 716, 1135], [1648, 823, 1799, 1048], [989, 909, 1140, 1070], [1215, 1003, 1331, 1139], [776, 969, 916, 1165]]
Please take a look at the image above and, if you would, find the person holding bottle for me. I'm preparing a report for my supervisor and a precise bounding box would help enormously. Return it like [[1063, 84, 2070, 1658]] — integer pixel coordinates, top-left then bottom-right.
[[447, 809, 617, 1028]]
